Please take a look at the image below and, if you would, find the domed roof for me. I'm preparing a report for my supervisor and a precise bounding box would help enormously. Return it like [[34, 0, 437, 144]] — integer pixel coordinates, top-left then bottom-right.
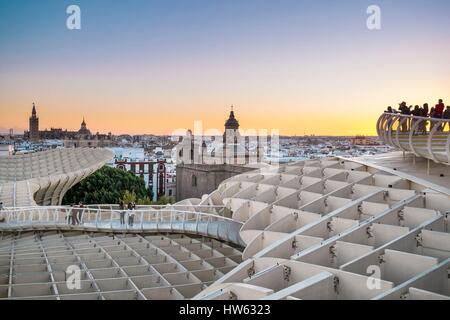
[[225, 107, 239, 130], [78, 117, 91, 135]]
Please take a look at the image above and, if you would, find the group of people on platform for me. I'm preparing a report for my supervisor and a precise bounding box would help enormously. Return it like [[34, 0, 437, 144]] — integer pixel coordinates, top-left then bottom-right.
[[385, 99, 450, 133], [67, 202, 85, 225], [65, 200, 137, 227], [119, 200, 136, 227]]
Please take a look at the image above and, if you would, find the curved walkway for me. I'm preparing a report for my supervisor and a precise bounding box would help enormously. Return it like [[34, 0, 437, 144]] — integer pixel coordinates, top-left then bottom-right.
[[377, 112, 450, 164], [0, 206, 245, 247]]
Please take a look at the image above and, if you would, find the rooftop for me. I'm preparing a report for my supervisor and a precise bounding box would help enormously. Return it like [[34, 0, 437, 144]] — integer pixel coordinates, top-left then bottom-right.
[[352, 151, 450, 196]]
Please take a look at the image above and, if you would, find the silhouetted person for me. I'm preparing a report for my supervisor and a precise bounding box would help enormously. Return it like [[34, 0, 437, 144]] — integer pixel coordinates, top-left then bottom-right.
[[411, 105, 421, 135], [429, 107, 436, 131], [418, 104, 428, 134], [399, 102, 410, 131], [444, 106, 450, 119], [434, 99, 445, 131], [423, 103, 429, 117], [443, 106, 450, 130], [399, 102, 409, 114], [435, 99, 445, 118]]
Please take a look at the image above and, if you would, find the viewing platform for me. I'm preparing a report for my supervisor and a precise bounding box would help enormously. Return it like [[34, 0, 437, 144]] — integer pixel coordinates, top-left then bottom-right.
[[377, 112, 450, 165]]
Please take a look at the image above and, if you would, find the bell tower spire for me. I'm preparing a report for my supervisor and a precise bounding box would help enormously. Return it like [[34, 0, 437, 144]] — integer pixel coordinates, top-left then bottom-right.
[[29, 102, 39, 141]]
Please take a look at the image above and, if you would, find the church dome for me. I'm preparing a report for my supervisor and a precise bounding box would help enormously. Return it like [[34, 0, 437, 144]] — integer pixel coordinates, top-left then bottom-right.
[[225, 107, 239, 130], [78, 118, 91, 136]]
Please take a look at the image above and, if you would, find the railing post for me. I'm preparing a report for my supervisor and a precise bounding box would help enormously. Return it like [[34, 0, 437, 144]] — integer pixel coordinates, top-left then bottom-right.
[[95, 210, 99, 228], [427, 119, 441, 163], [225, 218, 231, 243], [156, 211, 160, 232], [446, 128, 450, 163], [195, 213, 200, 234], [81, 208, 85, 225], [207, 215, 211, 237], [216, 216, 220, 240]]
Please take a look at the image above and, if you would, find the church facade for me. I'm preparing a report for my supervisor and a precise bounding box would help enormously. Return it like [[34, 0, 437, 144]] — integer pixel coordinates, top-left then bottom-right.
[[175, 108, 265, 201]]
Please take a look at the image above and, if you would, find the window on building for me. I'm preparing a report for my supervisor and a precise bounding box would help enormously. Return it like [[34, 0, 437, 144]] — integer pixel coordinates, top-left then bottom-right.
[[192, 174, 197, 187]]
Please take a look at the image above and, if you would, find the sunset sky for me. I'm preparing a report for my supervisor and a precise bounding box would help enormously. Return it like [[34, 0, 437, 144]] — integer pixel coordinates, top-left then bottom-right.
[[1, 0, 449, 136]]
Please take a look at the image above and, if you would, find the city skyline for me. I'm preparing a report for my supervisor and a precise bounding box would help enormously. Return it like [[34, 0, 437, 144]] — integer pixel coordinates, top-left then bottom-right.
[[1, 0, 450, 136]]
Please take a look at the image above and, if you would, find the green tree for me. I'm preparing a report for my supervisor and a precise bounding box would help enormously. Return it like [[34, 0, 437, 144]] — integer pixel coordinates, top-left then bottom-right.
[[137, 196, 152, 205], [156, 196, 175, 205], [122, 190, 137, 205], [62, 166, 148, 205]]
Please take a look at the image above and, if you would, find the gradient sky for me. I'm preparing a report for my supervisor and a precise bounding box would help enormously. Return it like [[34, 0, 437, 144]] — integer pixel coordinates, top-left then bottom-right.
[[1, 0, 449, 136]]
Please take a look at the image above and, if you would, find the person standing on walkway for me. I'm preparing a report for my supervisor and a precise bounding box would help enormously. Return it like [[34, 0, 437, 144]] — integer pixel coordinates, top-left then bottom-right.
[[78, 202, 84, 225], [71, 205, 78, 225], [127, 201, 132, 226], [128, 202, 135, 227], [119, 200, 126, 225]]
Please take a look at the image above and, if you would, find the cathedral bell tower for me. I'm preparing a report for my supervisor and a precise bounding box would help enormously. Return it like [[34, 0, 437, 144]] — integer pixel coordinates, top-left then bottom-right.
[[29, 102, 40, 141], [223, 106, 241, 164]]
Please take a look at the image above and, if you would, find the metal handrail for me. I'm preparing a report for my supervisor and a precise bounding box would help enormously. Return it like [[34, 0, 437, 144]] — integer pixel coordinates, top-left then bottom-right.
[[0, 206, 237, 224], [1, 203, 225, 211], [0, 205, 245, 246], [382, 112, 450, 123], [84, 204, 226, 210]]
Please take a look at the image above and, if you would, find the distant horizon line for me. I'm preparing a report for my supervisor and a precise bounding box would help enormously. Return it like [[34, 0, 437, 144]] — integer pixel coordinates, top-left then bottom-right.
[[0, 129, 378, 138]]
